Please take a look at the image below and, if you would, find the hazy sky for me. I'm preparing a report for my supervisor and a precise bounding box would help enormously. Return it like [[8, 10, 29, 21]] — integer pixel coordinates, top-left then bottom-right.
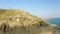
[[0, 0, 60, 18]]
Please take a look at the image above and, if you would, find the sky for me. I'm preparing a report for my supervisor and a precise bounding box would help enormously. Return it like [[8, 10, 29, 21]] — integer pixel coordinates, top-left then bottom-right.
[[0, 0, 60, 19]]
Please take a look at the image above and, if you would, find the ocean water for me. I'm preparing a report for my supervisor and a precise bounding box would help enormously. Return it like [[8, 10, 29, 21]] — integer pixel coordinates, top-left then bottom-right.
[[46, 18, 60, 34]]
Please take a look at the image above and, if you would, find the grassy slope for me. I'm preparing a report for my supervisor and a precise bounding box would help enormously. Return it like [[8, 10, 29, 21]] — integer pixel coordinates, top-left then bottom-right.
[[0, 9, 57, 34]]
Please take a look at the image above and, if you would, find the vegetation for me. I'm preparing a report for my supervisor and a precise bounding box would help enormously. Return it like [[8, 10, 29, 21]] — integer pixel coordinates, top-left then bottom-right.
[[0, 9, 57, 34]]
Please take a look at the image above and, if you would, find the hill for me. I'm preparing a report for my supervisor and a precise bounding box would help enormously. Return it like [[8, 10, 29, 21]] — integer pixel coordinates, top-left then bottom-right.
[[0, 9, 58, 34]]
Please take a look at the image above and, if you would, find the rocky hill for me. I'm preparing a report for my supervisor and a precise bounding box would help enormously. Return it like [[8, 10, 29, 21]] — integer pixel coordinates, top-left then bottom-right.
[[0, 9, 57, 34]]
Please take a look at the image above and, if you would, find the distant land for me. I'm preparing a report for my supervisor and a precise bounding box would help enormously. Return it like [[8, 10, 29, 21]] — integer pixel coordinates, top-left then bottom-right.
[[45, 18, 60, 26]]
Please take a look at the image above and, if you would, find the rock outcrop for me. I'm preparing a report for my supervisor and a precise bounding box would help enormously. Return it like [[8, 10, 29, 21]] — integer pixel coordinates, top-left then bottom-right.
[[0, 9, 57, 34]]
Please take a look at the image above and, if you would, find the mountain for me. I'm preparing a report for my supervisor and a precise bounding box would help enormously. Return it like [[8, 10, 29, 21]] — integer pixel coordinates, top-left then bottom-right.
[[0, 9, 58, 34], [46, 18, 60, 26]]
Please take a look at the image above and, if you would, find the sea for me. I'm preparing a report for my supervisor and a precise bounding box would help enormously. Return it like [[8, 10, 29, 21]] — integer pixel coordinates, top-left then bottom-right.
[[46, 18, 60, 34]]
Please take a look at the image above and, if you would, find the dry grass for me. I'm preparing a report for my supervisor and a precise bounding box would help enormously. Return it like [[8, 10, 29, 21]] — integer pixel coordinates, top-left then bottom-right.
[[0, 9, 57, 34]]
